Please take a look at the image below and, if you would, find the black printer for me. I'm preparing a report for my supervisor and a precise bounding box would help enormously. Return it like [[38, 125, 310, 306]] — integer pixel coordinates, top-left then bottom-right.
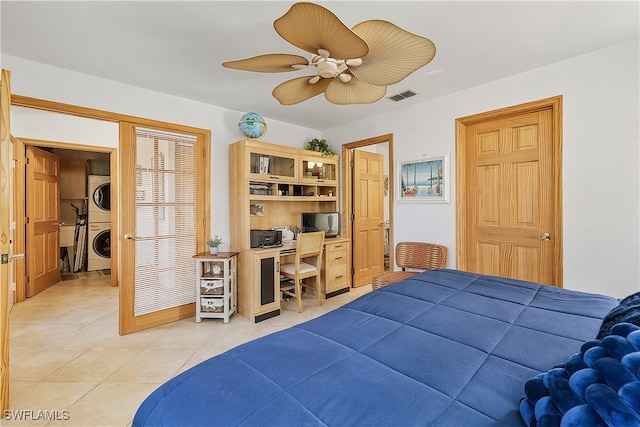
[[250, 229, 282, 248]]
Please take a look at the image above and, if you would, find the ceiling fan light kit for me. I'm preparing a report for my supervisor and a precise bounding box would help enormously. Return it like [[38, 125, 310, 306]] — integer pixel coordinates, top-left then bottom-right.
[[316, 60, 344, 79], [222, 2, 436, 106]]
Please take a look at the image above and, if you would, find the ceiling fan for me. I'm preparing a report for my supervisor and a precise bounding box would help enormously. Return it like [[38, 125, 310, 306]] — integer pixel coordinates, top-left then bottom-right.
[[222, 2, 436, 106]]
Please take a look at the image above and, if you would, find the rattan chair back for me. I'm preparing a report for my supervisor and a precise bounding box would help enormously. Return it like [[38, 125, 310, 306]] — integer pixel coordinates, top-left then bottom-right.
[[395, 242, 448, 271]]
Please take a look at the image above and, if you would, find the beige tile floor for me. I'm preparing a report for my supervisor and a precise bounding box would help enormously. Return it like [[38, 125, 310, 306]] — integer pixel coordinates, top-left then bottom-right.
[[5, 274, 372, 426]]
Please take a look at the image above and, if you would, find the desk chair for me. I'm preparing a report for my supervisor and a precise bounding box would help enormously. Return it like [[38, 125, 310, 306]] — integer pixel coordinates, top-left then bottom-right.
[[372, 242, 447, 290], [280, 231, 325, 313]]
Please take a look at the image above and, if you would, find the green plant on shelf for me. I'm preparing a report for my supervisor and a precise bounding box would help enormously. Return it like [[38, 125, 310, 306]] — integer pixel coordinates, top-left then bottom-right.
[[305, 138, 335, 156], [206, 235, 223, 248]]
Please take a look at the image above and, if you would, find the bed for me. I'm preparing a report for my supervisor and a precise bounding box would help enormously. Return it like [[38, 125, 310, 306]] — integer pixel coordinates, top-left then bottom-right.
[[133, 269, 623, 426]]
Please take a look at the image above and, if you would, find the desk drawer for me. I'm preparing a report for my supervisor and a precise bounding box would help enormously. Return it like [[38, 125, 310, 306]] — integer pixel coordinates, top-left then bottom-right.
[[325, 264, 347, 292], [322, 240, 350, 295], [325, 245, 347, 266]]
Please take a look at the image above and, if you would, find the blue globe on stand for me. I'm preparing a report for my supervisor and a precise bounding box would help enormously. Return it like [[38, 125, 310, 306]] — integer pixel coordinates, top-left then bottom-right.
[[239, 112, 267, 139]]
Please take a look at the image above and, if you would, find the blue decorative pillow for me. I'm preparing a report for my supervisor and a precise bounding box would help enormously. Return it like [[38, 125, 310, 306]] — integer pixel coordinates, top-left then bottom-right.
[[597, 292, 640, 340], [520, 322, 640, 427]]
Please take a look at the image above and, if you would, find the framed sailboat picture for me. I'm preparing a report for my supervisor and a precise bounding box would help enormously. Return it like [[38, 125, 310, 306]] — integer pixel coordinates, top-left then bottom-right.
[[397, 154, 450, 203]]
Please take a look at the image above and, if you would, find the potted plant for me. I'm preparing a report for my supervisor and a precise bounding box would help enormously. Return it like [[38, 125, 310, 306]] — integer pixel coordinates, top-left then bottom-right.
[[206, 235, 223, 255], [305, 138, 335, 156]]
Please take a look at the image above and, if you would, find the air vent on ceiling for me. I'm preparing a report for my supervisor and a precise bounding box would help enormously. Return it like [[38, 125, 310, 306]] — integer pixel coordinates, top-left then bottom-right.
[[388, 89, 418, 102]]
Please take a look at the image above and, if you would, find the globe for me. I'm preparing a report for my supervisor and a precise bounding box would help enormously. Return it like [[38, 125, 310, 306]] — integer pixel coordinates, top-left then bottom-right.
[[239, 112, 267, 139]]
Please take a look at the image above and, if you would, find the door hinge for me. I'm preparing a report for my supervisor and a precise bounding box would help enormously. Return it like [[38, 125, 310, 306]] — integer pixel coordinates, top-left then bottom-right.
[[11, 159, 17, 169], [25, 217, 29, 224], [350, 213, 355, 221], [25, 157, 29, 165]]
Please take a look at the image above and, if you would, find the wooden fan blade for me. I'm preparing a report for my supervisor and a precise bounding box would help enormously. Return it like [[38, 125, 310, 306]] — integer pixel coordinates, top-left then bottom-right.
[[274, 2, 369, 59], [324, 76, 387, 105], [349, 20, 436, 86], [272, 76, 332, 105], [222, 54, 309, 72]]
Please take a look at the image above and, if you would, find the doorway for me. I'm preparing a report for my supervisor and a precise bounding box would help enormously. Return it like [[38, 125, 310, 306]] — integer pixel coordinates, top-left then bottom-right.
[[10, 97, 211, 337], [342, 134, 394, 287], [13, 138, 117, 304]]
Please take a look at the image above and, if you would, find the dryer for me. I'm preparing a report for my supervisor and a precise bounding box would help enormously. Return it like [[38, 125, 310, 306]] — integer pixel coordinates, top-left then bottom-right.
[[88, 175, 111, 223], [88, 222, 111, 271]]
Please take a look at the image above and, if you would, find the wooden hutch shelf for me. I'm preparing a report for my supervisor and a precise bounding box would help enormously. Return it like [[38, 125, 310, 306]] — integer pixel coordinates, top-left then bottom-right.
[[229, 139, 350, 322]]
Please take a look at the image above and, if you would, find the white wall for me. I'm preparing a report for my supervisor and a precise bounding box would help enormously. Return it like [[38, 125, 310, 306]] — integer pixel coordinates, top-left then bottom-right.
[[4, 38, 638, 298], [323, 38, 640, 298], [4, 55, 321, 252]]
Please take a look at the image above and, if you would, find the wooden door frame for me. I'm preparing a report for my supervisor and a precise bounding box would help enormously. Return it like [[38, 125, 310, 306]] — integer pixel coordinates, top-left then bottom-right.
[[15, 138, 118, 302], [12, 137, 26, 302], [455, 95, 563, 286], [342, 134, 394, 281], [10, 95, 211, 317]]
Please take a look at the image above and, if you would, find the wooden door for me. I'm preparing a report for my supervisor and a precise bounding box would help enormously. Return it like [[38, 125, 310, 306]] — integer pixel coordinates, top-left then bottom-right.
[[26, 146, 61, 296], [0, 68, 12, 416], [456, 97, 562, 286], [119, 123, 209, 335], [352, 149, 385, 286]]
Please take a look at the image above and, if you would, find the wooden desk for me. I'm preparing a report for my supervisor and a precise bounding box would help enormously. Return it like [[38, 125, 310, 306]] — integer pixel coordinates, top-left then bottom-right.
[[237, 237, 351, 322], [274, 238, 350, 297]]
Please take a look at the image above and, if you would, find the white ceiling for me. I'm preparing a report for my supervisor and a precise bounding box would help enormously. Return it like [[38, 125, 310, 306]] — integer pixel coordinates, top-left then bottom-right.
[[2, 1, 638, 130]]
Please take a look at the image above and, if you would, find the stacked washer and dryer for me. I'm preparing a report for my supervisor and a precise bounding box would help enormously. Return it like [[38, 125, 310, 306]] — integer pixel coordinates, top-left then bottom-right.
[[87, 175, 111, 271]]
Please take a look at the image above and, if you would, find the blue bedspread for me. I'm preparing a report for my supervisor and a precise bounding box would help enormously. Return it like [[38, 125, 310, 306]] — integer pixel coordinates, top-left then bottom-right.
[[133, 269, 618, 426]]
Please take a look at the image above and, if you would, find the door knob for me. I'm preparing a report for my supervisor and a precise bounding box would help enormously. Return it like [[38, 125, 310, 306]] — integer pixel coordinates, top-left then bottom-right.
[[540, 233, 551, 241], [124, 234, 135, 240]]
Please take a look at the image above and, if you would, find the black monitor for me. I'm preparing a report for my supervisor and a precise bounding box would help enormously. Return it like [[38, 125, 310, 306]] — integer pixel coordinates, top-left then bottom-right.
[[301, 212, 340, 238]]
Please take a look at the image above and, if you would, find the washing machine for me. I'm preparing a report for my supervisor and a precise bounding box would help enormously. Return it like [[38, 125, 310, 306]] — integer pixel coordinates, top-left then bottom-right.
[[87, 222, 111, 271], [88, 175, 111, 223]]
